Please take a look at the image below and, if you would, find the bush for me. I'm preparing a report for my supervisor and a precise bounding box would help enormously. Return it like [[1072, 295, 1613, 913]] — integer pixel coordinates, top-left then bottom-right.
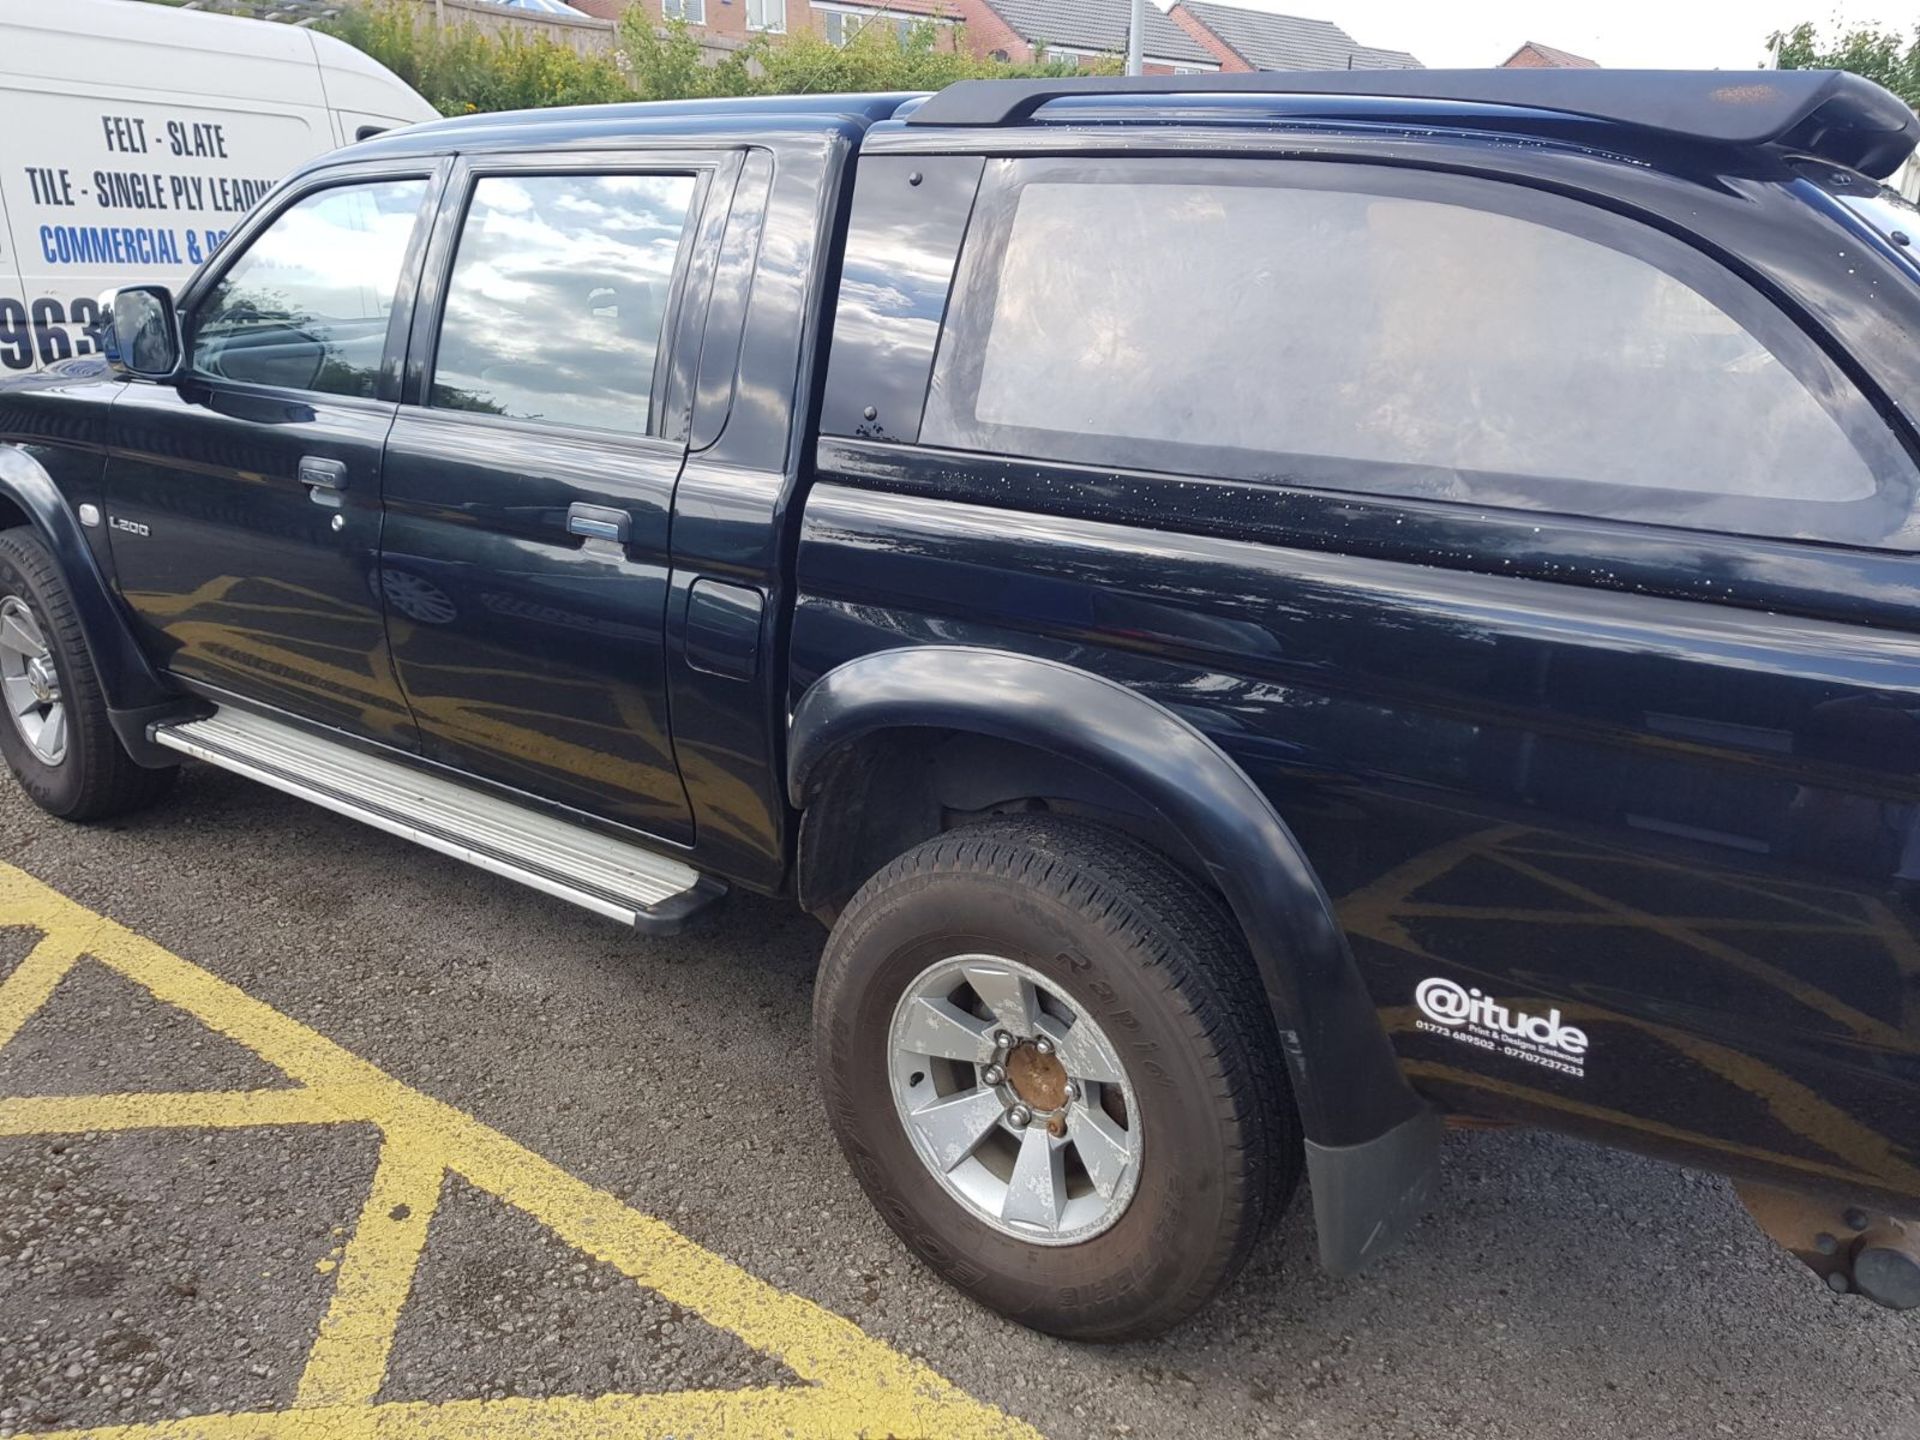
[[313, 3, 1103, 115], [618, 14, 1104, 101], [318, 4, 632, 114], [1770, 21, 1920, 110]]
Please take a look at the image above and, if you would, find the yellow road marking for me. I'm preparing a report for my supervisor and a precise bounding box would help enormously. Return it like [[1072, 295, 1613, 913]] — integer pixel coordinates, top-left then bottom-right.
[[0, 1086, 337, 1136], [0, 863, 1041, 1440], [297, 1134, 446, 1410]]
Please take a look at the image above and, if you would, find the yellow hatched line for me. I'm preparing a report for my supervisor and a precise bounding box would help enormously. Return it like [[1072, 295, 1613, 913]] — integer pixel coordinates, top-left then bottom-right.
[[296, 1133, 447, 1409], [0, 1087, 341, 1136], [28, 1387, 945, 1440], [0, 863, 1040, 1440], [0, 928, 93, 1050]]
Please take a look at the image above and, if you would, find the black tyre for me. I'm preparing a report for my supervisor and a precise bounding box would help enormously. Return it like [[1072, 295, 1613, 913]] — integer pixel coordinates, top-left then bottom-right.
[[0, 528, 176, 821], [814, 815, 1301, 1340]]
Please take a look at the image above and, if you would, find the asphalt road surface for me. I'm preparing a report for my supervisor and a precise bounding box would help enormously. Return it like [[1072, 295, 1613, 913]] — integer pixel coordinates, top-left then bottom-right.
[[1, 764, 1917, 1440]]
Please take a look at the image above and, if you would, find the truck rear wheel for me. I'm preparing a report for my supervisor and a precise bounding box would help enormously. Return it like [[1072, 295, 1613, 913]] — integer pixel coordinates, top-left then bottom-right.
[[814, 815, 1300, 1340], [0, 529, 176, 821]]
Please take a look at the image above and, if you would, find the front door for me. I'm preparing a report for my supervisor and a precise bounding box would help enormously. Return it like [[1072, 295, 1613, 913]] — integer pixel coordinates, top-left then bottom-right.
[[104, 168, 439, 746], [380, 155, 731, 842]]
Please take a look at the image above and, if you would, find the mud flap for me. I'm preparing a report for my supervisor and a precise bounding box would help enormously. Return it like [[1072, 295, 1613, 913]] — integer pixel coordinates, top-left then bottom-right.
[[1306, 1105, 1444, 1275]]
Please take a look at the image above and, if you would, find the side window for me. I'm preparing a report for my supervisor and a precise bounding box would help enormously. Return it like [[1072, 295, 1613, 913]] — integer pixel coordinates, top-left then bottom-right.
[[429, 172, 699, 437], [922, 163, 1917, 546], [191, 179, 428, 397]]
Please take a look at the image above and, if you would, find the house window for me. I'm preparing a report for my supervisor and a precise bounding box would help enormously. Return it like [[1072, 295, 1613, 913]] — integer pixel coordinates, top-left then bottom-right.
[[747, 0, 786, 31], [821, 7, 915, 47], [664, 0, 706, 21]]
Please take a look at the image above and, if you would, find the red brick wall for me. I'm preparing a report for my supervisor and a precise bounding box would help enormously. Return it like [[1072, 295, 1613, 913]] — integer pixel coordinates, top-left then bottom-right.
[[945, 0, 1036, 62], [1167, 4, 1252, 72], [595, 0, 963, 50]]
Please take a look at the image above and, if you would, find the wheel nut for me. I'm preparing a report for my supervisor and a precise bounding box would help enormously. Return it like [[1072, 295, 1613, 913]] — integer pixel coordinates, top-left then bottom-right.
[[994, 1031, 1014, 1049], [1034, 1036, 1055, 1057], [1008, 1104, 1033, 1129], [1064, 1081, 1080, 1104], [982, 1064, 1006, 1087]]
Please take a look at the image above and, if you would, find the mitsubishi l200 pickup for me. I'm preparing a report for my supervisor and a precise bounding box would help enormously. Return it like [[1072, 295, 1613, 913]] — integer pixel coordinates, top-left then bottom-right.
[[4, 70, 1920, 1339]]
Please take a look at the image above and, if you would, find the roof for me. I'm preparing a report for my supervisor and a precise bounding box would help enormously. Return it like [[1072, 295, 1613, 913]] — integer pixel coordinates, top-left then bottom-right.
[[0, 0, 432, 119], [905, 68, 1920, 178], [1502, 40, 1600, 69], [978, 0, 1217, 67], [823, 0, 962, 16], [1174, 1, 1420, 71], [343, 91, 914, 166], [482, 0, 592, 15]]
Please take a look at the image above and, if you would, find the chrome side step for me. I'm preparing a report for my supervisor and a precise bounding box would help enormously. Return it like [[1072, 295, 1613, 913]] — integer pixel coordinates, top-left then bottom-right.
[[152, 709, 723, 933]]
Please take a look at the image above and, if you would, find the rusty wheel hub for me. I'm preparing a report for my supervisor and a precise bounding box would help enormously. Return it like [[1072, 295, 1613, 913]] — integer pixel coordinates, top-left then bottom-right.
[[1005, 1040, 1069, 1113]]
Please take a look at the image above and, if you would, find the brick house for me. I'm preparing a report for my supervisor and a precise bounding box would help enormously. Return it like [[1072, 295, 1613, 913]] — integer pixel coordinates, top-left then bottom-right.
[[573, 0, 971, 54], [1499, 40, 1598, 69], [579, 0, 1219, 72], [1169, 0, 1419, 72], [958, 0, 1218, 73]]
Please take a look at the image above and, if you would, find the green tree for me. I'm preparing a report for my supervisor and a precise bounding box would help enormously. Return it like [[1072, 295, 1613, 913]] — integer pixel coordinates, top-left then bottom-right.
[[317, 4, 631, 115], [310, 2, 1103, 116], [617, 12, 1099, 102], [1770, 21, 1920, 109]]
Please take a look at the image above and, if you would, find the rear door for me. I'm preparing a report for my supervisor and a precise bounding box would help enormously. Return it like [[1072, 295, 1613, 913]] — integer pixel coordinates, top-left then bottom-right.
[[380, 150, 739, 842]]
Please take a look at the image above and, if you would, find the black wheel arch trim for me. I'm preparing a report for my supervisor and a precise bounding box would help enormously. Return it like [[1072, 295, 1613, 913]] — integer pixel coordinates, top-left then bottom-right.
[[0, 446, 177, 724], [787, 644, 1440, 1274]]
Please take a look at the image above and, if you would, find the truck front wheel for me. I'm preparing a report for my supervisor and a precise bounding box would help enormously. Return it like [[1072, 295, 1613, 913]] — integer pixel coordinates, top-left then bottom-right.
[[0, 529, 176, 821], [813, 815, 1301, 1340]]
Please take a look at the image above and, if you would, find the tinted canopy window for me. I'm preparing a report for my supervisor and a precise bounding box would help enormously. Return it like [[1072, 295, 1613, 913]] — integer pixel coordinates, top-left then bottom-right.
[[430, 173, 698, 436], [924, 167, 1912, 542], [191, 179, 427, 397]]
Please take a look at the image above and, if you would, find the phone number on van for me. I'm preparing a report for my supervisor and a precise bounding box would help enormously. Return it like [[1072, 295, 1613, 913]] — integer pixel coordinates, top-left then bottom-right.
[[0, 297, 103, 369]]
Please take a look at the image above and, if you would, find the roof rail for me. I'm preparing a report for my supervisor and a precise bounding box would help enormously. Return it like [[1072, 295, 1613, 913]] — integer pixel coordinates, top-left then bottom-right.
[[906, 69, 1920, 179]]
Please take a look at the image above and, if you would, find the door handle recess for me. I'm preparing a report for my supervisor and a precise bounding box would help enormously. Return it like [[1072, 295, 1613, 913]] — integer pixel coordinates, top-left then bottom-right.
[[567, 503, 631, 545]]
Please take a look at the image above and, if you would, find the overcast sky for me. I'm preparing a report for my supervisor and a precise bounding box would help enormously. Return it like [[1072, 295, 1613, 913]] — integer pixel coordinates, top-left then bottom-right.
[[1154, 1, 1909, 69]]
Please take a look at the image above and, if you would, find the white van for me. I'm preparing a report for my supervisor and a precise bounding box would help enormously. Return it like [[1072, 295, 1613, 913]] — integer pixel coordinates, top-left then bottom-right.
[[0, 0, 437, 372]]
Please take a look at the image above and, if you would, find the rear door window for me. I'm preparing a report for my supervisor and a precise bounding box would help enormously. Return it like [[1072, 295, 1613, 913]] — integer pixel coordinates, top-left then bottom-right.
[[428, 172, 700, 437], [922, 159, 1917, 546]]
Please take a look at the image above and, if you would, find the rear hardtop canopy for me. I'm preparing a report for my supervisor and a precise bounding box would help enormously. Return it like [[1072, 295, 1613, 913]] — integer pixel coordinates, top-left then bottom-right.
[[907, 69, 1920, 180]]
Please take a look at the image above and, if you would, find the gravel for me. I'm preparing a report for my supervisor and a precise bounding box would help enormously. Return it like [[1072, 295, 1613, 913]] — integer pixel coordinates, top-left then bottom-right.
[[1, 764, 1916, 1439]]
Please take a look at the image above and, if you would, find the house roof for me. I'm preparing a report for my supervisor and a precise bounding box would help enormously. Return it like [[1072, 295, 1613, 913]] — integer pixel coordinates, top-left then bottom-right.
[[1175, 0, 1419, 71], [979, 0, 1217, 66], [823, 0, 963, 17], [1502, 40, 1600, 68]]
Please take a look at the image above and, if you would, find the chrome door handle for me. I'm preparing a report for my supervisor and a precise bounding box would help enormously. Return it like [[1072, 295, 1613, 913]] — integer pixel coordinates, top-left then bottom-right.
[[299, 455, 349, 492], [566, 503, 630, 545]]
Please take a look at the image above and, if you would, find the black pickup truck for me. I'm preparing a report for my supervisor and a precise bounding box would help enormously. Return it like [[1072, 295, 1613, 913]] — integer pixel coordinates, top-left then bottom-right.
[[3, 69, 1920, 1341]]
